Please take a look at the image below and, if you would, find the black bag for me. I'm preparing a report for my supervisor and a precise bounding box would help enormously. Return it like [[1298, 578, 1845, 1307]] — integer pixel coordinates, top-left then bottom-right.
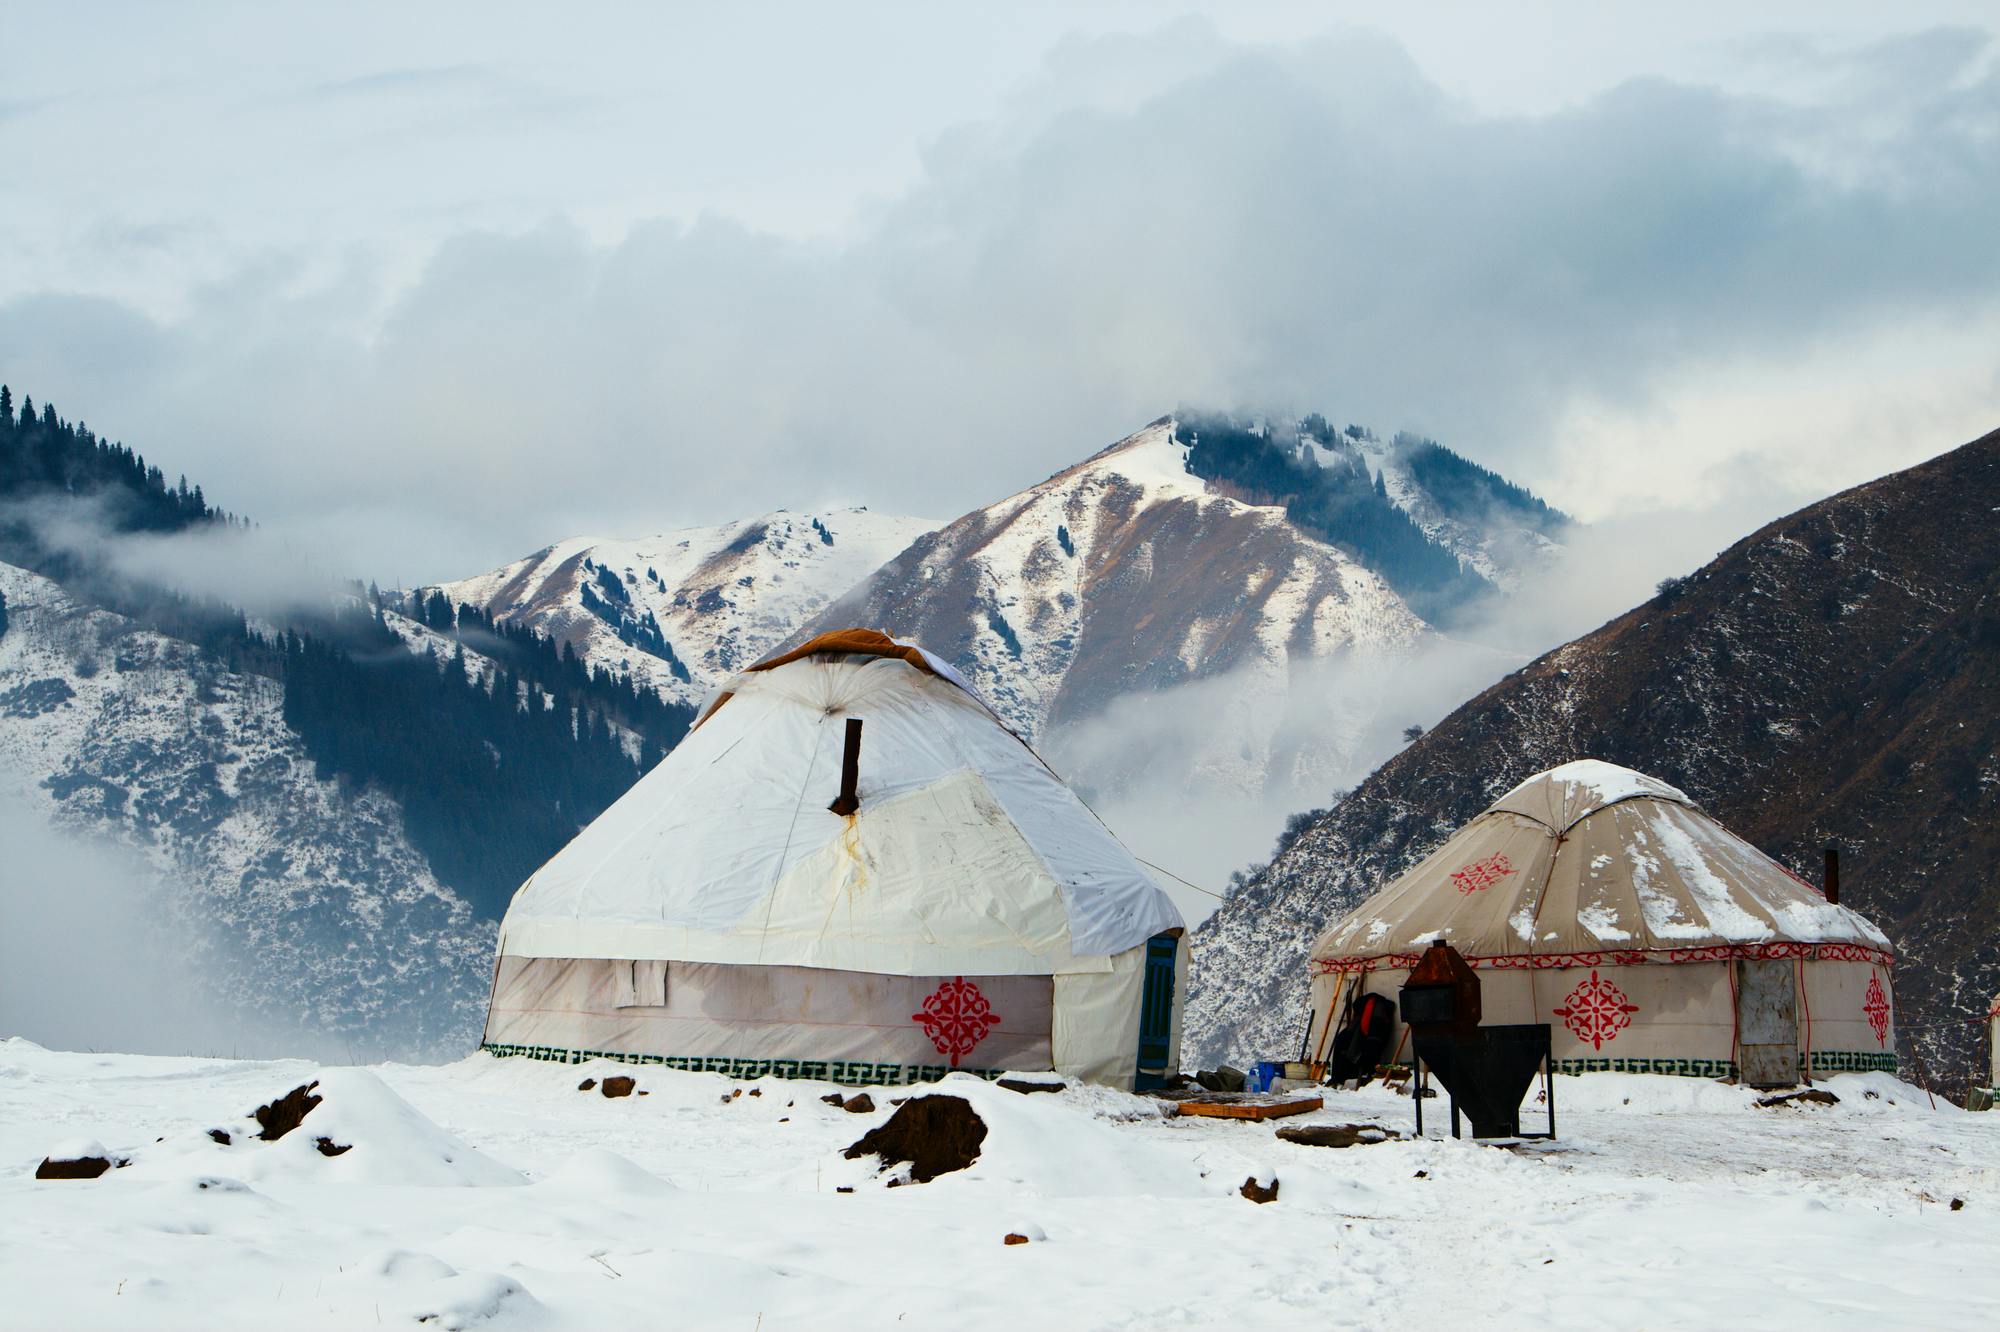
[[1326, 991, 1397, 1085]]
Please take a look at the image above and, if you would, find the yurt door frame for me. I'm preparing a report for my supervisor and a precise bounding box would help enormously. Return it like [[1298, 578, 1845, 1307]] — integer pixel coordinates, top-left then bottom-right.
[[1736, 958, 1799, 1088], [1134, 933, 1178, 1091]]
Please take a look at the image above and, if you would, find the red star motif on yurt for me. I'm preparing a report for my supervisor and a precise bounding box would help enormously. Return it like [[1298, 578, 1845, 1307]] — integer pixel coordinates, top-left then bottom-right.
[[1552, 969, 1641, 1050], [1450, 853, 1516, 895], [1863, 972, 1890, 1047], [912, 977, 1002, 1067]]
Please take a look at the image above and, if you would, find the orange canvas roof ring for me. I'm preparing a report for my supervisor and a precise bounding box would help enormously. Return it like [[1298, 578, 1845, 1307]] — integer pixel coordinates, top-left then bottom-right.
[[746, 628, 943, 678], [692, 629, 950, 732]]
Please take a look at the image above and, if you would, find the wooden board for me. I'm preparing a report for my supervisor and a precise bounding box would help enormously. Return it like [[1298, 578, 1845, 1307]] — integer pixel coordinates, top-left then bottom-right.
[[1172, 1093, 1323, 1121]]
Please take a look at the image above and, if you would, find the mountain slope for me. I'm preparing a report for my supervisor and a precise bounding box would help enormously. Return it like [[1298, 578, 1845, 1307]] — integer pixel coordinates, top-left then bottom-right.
[[1186, 426, 2000, 1090], [798, 420, 1427, 739], [0, 561, 492, 1058], [434, 508, 936, 708], [787, 418, 1553, 828]]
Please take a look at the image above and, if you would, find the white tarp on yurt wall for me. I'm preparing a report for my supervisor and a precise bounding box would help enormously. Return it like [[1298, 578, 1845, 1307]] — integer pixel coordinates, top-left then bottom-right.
[[484, 630, 1186, 1089], [1307, 761, 1896, 1084]]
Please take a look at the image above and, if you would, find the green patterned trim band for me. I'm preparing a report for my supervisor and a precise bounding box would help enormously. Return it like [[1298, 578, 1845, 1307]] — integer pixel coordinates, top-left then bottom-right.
[[1553, 1056, 1740, 1079], [1806, 1049, 1897, 1074], [1550, 1050, 1897, 1079], [480, 1042, 1007, 1087]]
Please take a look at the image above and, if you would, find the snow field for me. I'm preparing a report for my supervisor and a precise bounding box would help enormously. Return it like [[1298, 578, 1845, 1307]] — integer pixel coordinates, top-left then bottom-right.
[[3, 1039, 1995, 1330]]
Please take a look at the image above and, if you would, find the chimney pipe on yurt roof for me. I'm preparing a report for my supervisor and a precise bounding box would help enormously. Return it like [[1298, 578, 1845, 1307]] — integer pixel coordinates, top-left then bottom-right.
[[1824, 847, 1840, 906], [829, 717, 863, 816]]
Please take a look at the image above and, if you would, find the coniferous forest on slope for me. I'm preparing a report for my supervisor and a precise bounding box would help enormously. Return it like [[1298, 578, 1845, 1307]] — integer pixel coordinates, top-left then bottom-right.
[[0, 385, 693, 918], [1173, 412, 1564, 625]]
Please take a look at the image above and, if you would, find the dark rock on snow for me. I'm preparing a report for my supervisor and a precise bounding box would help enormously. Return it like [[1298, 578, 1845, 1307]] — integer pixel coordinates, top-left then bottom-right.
[[844, 1095, 988, 1183]]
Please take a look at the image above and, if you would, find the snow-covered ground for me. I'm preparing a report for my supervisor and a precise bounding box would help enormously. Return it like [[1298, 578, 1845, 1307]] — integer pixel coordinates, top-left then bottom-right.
[[5, 1039, 1993, 1330]]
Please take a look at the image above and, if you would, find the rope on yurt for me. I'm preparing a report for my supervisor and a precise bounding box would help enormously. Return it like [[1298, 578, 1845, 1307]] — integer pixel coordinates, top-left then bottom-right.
[[753, 714, 829, 964], [1134, 857, 1226, 902]]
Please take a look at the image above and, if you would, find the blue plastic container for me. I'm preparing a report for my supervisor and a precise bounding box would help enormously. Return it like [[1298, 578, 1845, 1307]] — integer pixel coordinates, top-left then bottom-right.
[[1247, 1061, 1284, 1093]]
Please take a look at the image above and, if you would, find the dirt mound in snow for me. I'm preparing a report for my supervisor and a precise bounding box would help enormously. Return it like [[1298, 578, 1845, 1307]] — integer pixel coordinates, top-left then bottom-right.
[[1276, 1123, 1400, 1149], [844, 1094, 988, 1183], [249, 1081, 350, 1155], [254, 1082, 324, 1139]]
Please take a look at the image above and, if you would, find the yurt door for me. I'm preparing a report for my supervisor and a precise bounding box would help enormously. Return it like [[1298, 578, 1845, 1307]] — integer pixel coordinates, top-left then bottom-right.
[[1736, 959, 1798, 1089], [1134, 934, 1178, 1092]]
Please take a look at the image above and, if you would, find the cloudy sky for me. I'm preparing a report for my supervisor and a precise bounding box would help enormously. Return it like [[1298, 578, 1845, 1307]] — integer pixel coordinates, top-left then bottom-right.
[[3, 1, 1997, 584]]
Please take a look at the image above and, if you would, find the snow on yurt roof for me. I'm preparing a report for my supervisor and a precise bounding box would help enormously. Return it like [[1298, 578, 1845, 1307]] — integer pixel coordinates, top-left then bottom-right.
[[498, 630, 1183, 976], [1312, 760, 1891, 966]]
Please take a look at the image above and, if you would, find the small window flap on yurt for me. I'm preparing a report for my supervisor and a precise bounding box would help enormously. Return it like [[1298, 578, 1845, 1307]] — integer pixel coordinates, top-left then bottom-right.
[[1306, 760, 1896, 1085]]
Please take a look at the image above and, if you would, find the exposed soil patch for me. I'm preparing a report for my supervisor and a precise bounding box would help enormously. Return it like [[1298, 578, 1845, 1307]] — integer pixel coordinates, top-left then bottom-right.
[[1003, 1233, 1031, 1245], [1240, 1175, 1279, 1203], [841, 1094, 875, 1114], [600, 1076, 636, 1099], [843, 1095, 987, 1183], [255, 1082, 323, 1140], [997, 1077, 1065, 1095], [208, 1129, 232, 1145], [36, 1154, 116, 1180], [314, 1137, 352, 1157], [577, 1078, 596, 1092], [1755, 1089, 1841, 1110], [1276, 1123, 1401, 1149]]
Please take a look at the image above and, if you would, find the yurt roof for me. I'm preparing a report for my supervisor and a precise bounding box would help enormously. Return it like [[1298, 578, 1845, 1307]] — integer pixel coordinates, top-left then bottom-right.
[[1311, 760, 1892, 968], [498, 630, 1183, 976]]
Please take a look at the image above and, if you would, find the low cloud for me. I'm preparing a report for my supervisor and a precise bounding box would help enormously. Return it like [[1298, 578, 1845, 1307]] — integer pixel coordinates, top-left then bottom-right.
[[0, 802, 318, 1059], [6, 491, 354, 618], [1050, 485, 1812, 920], [2, 26, 1995, 585]]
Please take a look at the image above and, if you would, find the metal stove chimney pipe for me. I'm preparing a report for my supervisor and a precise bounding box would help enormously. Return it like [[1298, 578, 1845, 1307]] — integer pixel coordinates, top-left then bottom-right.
[[1824, 847, 1840, 906], [829, 717, 863, 816]]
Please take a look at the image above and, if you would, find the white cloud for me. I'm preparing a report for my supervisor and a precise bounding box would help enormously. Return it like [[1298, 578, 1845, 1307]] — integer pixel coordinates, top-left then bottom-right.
[[1, 22, 1995, 593]]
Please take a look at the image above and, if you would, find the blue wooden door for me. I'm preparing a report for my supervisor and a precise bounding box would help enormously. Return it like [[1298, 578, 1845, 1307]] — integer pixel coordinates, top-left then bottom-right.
[[1134, 933, 1178, 1091]]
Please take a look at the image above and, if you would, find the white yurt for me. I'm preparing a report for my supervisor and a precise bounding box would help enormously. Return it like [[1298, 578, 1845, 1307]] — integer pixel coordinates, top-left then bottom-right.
[[482, 629, 1187, 1089], [1306, 761, 1897, 1086]]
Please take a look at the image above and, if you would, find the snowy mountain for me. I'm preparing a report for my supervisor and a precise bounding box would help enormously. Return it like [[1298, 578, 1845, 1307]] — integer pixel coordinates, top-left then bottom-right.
[[1185, 425, 2000, 1088], [783, 418, 1558, 884], [432, 507, 937, 708], [0, 561, 492, 1059]]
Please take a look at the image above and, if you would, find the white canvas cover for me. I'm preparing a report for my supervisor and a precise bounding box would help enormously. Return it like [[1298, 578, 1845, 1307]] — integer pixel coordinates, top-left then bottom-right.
[[485, 631, 1186, 1088], [498, 635, 1183, 975]]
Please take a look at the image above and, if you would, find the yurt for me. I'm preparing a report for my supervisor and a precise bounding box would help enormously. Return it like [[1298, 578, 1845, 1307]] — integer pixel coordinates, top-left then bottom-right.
[[481, 629, 1187, 1089], [1306, 761, 1896, 1087]]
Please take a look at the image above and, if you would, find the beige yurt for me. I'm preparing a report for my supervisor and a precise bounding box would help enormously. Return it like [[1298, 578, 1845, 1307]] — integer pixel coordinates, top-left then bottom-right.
[[481, 630, 1187, 1089], [1307, 761, 1897, 1086]]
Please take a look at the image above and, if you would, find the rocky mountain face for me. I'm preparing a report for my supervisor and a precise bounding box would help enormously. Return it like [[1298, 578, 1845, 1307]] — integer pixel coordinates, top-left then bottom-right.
[[786, 418, 1561, 832], [433, 508, 937, 709], [0, 561, 492, 1059], [1185, 427, 2000, 1092]]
